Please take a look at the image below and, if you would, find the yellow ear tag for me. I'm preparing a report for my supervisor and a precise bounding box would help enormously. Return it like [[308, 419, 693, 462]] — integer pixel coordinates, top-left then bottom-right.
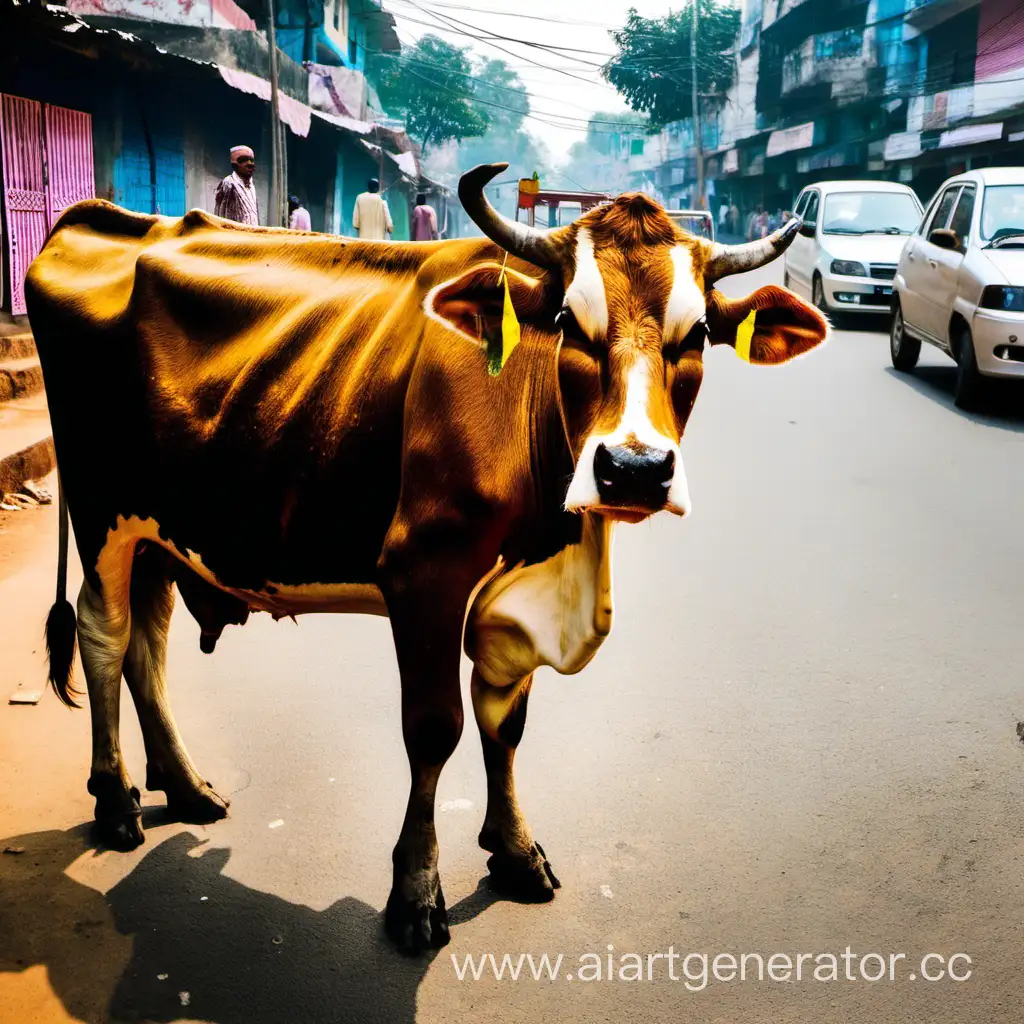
[[735, 309, 757, 363], [487, 256, 521, 376]]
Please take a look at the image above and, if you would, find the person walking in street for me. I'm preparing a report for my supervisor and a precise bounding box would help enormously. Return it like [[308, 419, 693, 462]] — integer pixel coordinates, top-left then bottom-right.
[[214, 145, 259, 226], [288, 194, 312, 232], [411, 192, 439, 241], [352, 178, 393, 240]]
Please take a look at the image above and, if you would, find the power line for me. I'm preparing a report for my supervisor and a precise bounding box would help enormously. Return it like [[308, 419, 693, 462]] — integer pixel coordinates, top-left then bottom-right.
[[386, 0, 621, 30], [388, 7, 607, 84]]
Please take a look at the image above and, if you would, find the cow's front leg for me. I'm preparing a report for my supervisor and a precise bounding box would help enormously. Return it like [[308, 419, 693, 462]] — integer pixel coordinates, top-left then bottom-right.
[[380, 551, 485, 954], [472, 669, 560, 901]]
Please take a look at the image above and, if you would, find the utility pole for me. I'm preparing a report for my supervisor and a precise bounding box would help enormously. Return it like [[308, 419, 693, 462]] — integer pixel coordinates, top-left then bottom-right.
[[690, 0, 705, 211], [266, 0, 283, 226]]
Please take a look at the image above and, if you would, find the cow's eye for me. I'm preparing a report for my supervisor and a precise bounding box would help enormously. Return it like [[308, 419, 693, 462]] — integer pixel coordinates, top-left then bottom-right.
[[555, 305, 583, 337], [665, 318, 708, 360]]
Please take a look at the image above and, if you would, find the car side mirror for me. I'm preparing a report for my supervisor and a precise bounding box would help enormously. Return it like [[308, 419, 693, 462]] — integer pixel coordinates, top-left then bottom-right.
[[928, 228, 958, 251], [798, 220, 816, 238]]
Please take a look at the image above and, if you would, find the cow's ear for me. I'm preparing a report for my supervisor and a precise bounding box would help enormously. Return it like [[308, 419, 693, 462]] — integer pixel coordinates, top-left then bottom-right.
[[426, 261, 548, 345], [705, 285, 828, 364]]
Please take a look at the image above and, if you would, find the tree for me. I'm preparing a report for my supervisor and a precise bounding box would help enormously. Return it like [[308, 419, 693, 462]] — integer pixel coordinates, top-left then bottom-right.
[[603, 2, 740, 128], [471, 57, 530, 136], [368, 35, 489, 152], [417, 57, 554, 224]]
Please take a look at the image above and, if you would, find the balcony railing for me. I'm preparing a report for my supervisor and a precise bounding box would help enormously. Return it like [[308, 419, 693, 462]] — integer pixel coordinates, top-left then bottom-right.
[[781, 28, 865, 94]]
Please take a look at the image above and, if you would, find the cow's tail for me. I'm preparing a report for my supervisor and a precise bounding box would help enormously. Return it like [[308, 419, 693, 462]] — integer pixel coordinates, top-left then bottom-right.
[[45, 473, 80, 708]]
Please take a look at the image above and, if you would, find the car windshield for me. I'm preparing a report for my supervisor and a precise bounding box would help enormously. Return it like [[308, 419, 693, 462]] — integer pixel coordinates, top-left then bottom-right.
[[979, 184, 1024, 242], [821, 192, 921, 235]]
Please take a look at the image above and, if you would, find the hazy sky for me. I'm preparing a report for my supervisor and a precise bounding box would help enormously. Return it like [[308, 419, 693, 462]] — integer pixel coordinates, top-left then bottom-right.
[[382, 0, 677, 169]]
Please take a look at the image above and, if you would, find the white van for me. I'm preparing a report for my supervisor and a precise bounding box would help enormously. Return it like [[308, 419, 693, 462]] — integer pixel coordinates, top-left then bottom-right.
[[784, 180, 923, 314]]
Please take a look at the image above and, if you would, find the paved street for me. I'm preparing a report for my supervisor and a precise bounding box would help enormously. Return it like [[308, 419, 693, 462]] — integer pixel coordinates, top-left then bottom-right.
[[2, 261, 1024, 1024]]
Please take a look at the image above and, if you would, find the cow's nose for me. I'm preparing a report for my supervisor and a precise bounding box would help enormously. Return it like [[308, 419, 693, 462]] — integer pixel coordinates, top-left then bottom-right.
[[594, 443, 675, 508]]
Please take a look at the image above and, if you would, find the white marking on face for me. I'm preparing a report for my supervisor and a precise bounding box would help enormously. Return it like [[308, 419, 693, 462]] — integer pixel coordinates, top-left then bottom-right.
[[564, 357, 691, 517], [664, 245, 707, 341], [564, 228, 608, 339]]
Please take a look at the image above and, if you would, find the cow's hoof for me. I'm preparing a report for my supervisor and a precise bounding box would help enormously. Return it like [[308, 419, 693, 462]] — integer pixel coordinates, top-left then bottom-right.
[[88, 774, 145, 851], [147, 766, 230, 824], [486, 842, 560, 902], [384, 885, 450, 954], [168, 784, 230, 824]]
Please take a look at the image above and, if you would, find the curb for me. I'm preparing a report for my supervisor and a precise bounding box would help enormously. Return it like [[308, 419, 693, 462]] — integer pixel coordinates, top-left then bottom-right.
[[0, 334, 36, 361], [0, 436, 55, 496], [0, 362, 45, 404]]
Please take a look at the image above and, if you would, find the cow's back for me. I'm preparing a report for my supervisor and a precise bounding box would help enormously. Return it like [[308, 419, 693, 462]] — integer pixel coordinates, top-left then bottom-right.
[[26, 201, 424, 591]]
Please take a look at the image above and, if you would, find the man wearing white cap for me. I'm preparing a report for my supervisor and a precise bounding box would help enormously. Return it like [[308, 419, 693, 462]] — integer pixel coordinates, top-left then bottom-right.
[[214, 145, 260, 226]]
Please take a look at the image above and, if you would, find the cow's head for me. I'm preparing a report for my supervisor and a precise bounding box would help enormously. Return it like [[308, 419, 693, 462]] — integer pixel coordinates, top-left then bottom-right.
[[457, 163, 828, 522]]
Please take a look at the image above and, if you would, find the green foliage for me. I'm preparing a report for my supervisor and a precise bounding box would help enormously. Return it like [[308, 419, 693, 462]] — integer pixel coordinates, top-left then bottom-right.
[[604, 2, 740, 128], [472, 57, 529, 136], [368, 35, 489, 152]]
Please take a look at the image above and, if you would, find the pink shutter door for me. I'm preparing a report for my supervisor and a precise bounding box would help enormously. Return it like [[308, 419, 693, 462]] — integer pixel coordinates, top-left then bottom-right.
[[45, 103, 94, 226], [0, 95, 47, 316]]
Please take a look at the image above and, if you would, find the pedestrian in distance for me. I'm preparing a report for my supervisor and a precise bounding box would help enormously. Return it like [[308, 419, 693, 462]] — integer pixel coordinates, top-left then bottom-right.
[[214, 145, 259, 227], [352, 178, 393, 240], [288, 194, 312, 232], [411, 192, 439, 241]]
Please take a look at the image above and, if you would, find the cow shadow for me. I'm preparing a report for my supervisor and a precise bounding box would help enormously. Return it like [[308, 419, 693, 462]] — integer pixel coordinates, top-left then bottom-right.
[[0, 826, 500, 1024], [885, 365, 1024, 431]]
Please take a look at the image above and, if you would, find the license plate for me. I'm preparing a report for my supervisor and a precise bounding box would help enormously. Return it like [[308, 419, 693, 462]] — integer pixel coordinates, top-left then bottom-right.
[[874, 286, 892, 298]]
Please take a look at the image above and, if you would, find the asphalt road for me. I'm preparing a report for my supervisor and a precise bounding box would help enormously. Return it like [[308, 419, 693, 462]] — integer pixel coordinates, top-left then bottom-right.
[[3, 261, 1024, 1024]]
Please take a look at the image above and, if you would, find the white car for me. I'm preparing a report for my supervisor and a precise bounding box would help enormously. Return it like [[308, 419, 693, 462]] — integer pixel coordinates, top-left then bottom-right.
[[890, 167, 1024, 409], [784, 180, 923, 314]]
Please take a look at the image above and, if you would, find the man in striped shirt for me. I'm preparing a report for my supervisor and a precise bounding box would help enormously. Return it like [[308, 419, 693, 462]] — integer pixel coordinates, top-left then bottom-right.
[[214, 145, 260, 227]]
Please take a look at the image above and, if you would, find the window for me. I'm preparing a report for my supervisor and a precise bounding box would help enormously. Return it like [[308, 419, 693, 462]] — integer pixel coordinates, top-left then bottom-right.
[[333, 0, 340, 31], [979, 184, 1024, 241], [794, 191, 810, 218], [630, 138, 645, 156], [948, 186, 975, 249], [926, 185, 961, 236], [803, 191, 820, 225]]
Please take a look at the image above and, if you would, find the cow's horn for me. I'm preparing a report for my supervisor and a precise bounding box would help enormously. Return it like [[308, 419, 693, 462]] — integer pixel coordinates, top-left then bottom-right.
[[458, 162, 565, 271], [704, 218, 802, 284]]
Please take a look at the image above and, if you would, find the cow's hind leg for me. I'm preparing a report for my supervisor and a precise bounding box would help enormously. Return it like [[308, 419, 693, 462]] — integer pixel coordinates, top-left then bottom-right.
[[472, 669, 560, 901], [77, 544, 142, 850], [123, 547, 229, 824]]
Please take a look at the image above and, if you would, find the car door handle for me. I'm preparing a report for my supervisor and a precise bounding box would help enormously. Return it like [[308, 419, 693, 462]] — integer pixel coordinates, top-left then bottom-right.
[[907, 251, 915, 261]]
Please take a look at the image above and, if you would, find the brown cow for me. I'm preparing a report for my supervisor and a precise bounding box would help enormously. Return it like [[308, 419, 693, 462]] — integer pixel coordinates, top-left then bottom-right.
[[26, 163, 827, 953]]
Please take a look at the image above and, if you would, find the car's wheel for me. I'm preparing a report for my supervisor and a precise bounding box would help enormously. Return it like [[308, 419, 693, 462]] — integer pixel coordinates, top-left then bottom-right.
[[953, 324, 985, 411], [812, 273, 831, 315], [890, 306, 920, 372]]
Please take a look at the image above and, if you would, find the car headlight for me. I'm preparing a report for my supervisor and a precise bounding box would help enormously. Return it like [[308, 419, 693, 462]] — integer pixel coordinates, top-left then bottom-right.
[[830, 259, 867, 277], [980, 286, 1024, 312]]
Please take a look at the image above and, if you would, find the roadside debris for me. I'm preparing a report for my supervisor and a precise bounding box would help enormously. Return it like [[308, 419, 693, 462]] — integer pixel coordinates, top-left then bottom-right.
[[600, 885, 614, 899], [3, 846, 26, 855], [8, 690, 41, 705], [268, 819, 284, 829], [179, 991, 191, 1007], [157, 973, 169, 981], [439, 798, 473, 812], [19, 481, 52, 504]]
